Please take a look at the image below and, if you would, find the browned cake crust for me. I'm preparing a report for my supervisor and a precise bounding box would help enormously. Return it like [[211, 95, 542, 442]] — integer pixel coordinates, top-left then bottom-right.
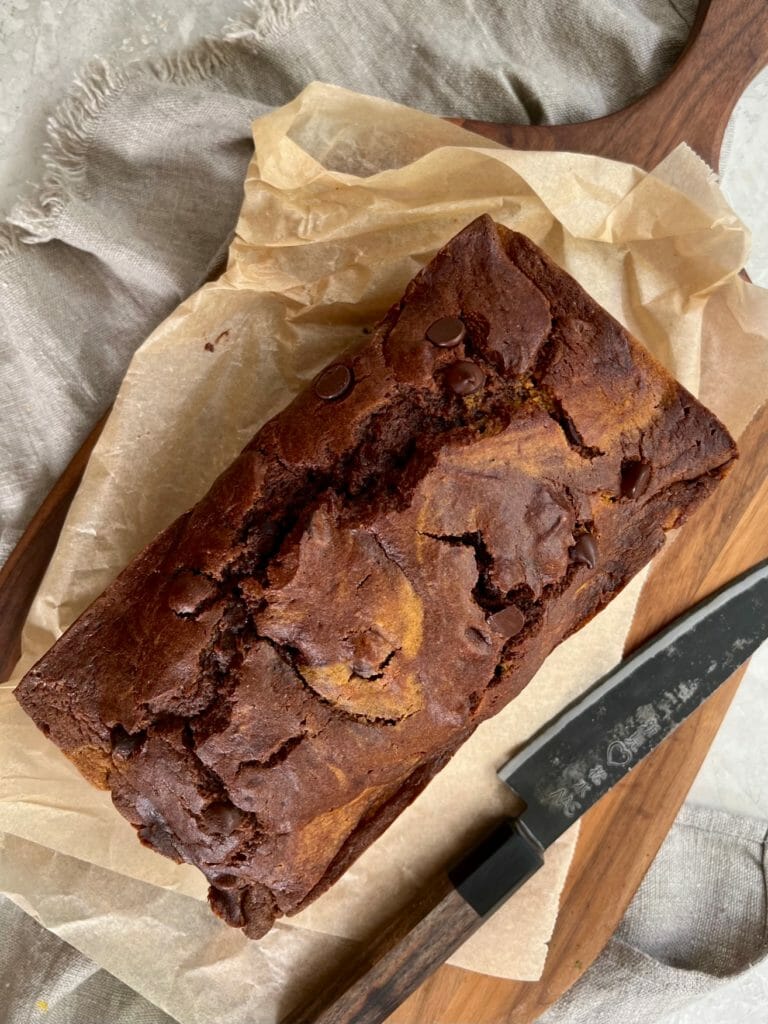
[[15, 216, 737, 938]]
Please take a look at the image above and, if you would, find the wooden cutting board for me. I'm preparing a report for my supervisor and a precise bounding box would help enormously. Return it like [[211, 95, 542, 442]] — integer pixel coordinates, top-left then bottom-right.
[[0, 0, 766, 1020], [390, 1, 768, 1020]]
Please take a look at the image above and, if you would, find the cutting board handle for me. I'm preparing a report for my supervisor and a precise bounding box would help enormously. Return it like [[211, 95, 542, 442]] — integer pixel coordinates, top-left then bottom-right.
[[456, 0, 768, 171]]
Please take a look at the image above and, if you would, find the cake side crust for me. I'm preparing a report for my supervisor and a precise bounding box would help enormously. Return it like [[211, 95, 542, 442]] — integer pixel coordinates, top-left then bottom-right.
[[15, 215, 737, 938]]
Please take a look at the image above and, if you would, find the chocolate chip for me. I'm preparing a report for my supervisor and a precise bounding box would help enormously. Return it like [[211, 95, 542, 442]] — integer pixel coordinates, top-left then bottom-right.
[[488, 605, 526, 638], [208, 885, 245, 928], [426, 316, 466, 348], [571, 533, 598, 569], [466, 626, 492, 647], [111, 727, 145, 761], [314, 363, 353, 401], [167, 571, 216, 616], [138, 822, 181, 861], [446, 359, 485, 396], [212, 872, 240, 890], [621, 460, 651, 499], [206, 801, 245, 835]]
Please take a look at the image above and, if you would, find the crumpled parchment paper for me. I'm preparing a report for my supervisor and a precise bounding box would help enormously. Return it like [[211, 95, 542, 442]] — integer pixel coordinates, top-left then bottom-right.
[[1, 82, 766, 1024]]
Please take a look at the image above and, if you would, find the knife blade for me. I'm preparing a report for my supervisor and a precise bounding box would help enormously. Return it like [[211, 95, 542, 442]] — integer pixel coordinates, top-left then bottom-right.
[[281, 559, 768, 1024]]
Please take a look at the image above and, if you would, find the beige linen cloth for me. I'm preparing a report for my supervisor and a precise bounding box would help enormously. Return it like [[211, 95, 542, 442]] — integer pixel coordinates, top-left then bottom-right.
[[1, 2, 766, 1023]]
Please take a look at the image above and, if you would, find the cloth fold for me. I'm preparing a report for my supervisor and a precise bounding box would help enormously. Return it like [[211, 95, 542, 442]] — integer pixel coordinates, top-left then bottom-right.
[[540, 805, 768, 1024], [0, 0, 697, 565], [0, 892, 176, 1024], [2, 804, 765, 1024], [3, 1, 766, 1023]]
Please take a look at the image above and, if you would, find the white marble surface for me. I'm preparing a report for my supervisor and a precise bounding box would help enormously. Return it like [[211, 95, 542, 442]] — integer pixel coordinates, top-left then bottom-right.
[[0, 3, 766, 1021], [685, 70, 768, 820], [720, 68, 768, 288]]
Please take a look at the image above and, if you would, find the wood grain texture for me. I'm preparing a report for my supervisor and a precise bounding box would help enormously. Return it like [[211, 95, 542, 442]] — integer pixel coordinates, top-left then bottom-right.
[[450, 0, 768, 170], [388, 674, 747, 1024], [0, 413, 108, 682], [387, 401, 768, 1024], [0, 0, 766, 1021], [281, 874, 482, 1024]]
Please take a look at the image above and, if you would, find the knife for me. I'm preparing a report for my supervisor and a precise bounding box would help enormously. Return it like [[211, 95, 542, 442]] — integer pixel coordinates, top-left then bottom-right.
[[281, 559, 768, 1024]]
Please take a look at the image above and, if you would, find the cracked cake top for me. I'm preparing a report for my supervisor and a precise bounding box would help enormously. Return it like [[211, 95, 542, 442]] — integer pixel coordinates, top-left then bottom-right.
[[15, 215, 736, 938]]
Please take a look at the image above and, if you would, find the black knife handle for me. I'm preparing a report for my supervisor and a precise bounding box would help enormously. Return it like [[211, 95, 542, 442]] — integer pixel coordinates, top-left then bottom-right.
[[449, 818, 545, 917], [279, 819, 544, 1024]]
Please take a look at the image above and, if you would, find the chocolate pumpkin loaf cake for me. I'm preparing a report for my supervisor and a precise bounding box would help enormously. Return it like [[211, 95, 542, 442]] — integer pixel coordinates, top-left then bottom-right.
[[15, 215, 737, 938]]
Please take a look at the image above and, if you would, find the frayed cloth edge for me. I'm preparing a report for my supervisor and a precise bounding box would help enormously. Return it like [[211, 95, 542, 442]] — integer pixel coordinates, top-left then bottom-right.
[[224, 0, 318, 45], [0, 34, 244, 258]]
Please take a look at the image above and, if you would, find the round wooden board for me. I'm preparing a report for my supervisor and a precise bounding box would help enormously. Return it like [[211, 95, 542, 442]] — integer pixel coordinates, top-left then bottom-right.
[[390, 404, 768, 1024], [389, 1, 768, 1017], [0, 1, 766, 1021]]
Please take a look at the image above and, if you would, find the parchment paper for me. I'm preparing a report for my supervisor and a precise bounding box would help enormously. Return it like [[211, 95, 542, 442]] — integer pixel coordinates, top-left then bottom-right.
[[1, 82, 767, 1024]]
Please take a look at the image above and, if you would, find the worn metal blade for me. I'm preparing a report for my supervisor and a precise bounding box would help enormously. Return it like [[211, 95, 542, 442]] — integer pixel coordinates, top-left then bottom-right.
[[498, 559, 768, 849]]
